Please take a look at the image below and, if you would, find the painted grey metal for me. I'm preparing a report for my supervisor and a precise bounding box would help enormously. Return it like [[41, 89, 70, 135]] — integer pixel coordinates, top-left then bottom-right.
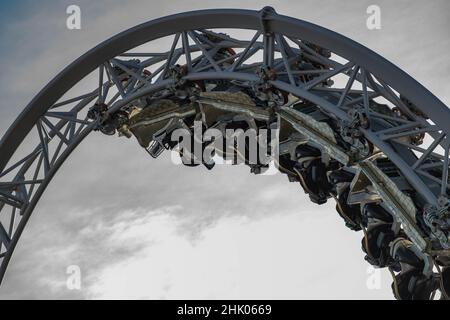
[[2, 8, 449, 172], [0, 7, 449, 286]]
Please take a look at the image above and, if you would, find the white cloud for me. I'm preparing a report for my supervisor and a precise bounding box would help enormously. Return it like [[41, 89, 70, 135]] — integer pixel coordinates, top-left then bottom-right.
[[83, 206, 393, 299]]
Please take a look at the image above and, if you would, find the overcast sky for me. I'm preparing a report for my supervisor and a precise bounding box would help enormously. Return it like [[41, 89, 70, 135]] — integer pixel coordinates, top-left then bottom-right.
[[0, 0, 449, 299]]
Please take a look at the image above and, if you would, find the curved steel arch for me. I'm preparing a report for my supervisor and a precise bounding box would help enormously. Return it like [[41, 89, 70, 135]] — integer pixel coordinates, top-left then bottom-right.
[[2, 9, 449, 171], [1, 8, 449, 297]]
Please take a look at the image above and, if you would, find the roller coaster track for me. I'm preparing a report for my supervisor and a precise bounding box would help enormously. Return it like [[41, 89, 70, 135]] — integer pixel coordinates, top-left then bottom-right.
[[1, 7, 449, 299]]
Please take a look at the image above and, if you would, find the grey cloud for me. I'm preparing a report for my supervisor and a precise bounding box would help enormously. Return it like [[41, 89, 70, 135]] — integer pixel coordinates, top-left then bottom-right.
[[0, 0, 449, 299]]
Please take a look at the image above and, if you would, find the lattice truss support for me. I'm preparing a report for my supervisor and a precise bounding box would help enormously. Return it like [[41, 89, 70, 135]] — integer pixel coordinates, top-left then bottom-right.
[[1, 8, 449, 298]]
